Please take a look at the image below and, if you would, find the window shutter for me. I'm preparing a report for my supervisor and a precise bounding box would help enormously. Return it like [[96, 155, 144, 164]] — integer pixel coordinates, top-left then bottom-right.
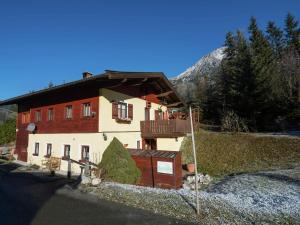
[[112, 102, 118, 119], [128, 104, 133, 120]]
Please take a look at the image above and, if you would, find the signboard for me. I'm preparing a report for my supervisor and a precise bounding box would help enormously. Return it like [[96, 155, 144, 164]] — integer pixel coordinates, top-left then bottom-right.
[[157, 161, 173, 175]]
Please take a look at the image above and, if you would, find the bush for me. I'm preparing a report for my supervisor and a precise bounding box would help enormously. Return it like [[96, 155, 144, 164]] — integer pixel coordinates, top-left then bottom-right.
[[221, 111, 249, 132], [0, 119, 16, 145], [99, 138, 141, 184], [181, 129, 300, 177]]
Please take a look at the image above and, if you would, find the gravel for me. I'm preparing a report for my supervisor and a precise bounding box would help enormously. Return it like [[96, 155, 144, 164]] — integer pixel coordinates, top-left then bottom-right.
[[78, 166, 300, 225]]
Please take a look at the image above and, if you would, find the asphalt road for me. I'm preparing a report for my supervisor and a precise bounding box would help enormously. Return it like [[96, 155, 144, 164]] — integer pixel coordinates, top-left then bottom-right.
[[0, 162, 195, 225]]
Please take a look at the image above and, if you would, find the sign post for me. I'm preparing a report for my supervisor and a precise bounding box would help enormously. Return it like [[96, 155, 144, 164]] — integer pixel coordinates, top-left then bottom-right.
[[189, 105, 200, 215]]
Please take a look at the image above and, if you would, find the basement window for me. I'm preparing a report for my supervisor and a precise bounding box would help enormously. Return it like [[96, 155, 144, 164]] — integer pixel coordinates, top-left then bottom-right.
[[33, 142, 39, 156], [45, 143, 52, 157], [81, 145, 90, 161], [63, 145, 71, 159]]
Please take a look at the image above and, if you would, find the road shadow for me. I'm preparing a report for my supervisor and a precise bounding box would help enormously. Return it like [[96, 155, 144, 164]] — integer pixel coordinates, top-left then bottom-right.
[[0, 161, 80, 225]]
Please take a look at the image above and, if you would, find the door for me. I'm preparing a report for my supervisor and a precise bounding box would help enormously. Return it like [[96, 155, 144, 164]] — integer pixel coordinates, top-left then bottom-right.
[[143, 139, 157, 150]]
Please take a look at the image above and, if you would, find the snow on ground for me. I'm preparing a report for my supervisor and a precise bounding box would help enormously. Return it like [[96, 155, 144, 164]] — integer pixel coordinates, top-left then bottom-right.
[[80, 166, 300, 224]]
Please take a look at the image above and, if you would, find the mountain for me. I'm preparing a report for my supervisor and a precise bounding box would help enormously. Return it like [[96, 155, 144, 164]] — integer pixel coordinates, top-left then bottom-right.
[[171, 47, 226, 102], [172, 47, 226, 83]]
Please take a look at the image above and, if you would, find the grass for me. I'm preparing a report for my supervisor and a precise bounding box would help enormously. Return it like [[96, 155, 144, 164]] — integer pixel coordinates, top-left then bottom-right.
[[181, 130, 300, 177]]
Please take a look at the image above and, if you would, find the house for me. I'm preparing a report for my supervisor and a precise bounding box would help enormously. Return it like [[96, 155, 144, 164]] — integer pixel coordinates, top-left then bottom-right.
[[0, 70, 191, 174]]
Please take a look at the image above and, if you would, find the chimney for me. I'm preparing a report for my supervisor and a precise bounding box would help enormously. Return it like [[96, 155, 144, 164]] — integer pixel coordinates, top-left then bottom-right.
[[82, 71, 93, 79]]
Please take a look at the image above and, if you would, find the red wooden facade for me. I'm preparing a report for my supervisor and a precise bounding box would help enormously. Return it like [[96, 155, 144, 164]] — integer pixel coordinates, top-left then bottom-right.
[[28, 96, 99, 134], [129, 149, 182, 189]]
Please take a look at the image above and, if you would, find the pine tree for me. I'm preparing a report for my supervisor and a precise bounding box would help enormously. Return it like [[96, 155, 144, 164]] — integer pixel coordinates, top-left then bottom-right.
[[267, 21, 284, 57], [248, 17, 276, 128], [220, 32, 237, 110], [284, 13, 300, 54]]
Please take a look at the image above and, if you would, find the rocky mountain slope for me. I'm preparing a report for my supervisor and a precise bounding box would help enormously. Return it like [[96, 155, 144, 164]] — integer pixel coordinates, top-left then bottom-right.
[[171, 47, 226, 102], [172, 47, 226, 83]]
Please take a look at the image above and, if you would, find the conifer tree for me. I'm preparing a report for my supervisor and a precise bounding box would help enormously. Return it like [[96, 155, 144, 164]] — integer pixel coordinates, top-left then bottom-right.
[[284, 13, 300, 54], [267, 21, 285, 57]]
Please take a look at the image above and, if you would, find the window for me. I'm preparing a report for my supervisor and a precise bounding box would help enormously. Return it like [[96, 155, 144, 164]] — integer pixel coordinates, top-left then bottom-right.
[[22, 112, 30, 124], [81, 145, 90, 160], [112, 102, 133, 120], [34, 143, 39, 156], [46, 143, 52, 156], [137, 141, 141, 149], [65, 105, 73, 119], [64, 145, 71, 158], [82, 103, 91, 117], [47, 108, 54, 121], [35, 110, 41, 122], [118, 102, 127, 119]]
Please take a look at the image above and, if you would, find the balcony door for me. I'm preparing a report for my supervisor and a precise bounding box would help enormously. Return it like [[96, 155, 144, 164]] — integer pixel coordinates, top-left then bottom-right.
[[145, 108, 150, 121]]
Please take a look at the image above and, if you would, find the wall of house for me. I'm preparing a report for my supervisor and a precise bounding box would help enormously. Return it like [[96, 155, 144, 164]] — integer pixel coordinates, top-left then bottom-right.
[[156, 137, 184, 151], [30, 96, 99, 134], [27, 132, 144, 174], [99, 88, 167, 133], [28, 133, 102, 174], [25, 87, 184, 172]]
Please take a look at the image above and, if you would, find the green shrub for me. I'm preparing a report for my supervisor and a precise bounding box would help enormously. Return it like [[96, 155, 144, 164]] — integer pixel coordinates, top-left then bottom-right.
[[0, 119, 16, 145], [99, 138, 141, 184], [181, 130, 300, 177]]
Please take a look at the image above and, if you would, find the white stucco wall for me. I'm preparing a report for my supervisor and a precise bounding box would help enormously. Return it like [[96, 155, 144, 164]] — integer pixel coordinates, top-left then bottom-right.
[[28, 133, 103, 174], [99, 88, 167, 132], [156, 137, 184, 151]]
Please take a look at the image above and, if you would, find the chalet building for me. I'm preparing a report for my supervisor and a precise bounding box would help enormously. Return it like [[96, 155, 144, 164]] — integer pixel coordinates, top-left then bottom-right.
[[0, 70, 191, 174]]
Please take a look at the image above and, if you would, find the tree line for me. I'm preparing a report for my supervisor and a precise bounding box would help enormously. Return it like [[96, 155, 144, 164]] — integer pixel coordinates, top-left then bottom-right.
[[199, 13, 300, 131]]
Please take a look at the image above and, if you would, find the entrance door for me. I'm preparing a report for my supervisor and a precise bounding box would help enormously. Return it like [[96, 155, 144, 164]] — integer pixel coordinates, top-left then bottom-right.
[[143, 139, 157, 150]]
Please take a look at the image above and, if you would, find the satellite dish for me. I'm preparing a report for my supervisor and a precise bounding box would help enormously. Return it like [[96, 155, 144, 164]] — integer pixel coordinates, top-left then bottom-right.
[[27, 123, 36, 132]]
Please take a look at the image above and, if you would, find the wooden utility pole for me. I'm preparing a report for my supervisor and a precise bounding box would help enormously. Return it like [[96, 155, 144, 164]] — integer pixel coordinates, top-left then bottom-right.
[[189, 105, 200, 215]]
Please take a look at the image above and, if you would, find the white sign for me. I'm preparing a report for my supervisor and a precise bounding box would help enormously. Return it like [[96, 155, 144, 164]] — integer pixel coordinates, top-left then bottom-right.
[[157, 161, 173, 175]]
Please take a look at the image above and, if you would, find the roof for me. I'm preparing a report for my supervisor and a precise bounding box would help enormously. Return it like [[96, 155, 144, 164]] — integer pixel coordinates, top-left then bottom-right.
[[0, 70, 184, 108], [128, 148, 179, 159]]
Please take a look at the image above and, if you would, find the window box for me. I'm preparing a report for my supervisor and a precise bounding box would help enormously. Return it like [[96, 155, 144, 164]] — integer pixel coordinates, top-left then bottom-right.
[[116, 117, 132, 123], [44, 154, 51, 158], [32, 153, 39, 156]]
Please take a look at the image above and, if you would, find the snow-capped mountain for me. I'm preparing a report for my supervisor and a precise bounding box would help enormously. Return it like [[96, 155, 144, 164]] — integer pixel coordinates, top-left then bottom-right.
[[172, 47, 226, 83]]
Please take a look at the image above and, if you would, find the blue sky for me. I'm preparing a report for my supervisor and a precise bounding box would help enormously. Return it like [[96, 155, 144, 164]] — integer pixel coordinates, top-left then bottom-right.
[[0, 0, 299, 99]]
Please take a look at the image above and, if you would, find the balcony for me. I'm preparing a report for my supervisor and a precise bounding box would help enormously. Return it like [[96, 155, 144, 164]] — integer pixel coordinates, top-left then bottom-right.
[[140, 119, 191, 138]]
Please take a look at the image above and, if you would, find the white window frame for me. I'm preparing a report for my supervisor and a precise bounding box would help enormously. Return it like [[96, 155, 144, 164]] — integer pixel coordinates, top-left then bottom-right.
[[81, 145, 90, 160], [83, 103, 91, 117], [46, 143, 52, 156], [34, 142, 39, 155], [63, 144, 71, 158], [47, 108, 54, 121], [65, 105, 73, 119], [35, 110, 41, 122], [118, 102, 128, 119]]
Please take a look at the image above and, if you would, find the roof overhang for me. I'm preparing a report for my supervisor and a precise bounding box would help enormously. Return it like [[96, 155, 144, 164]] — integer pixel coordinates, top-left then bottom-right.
[[0, 70, 185, 108]]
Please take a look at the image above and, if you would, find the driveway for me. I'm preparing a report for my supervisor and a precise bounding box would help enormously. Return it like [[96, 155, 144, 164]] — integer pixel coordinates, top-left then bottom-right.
[[0, 162, 195, 225]]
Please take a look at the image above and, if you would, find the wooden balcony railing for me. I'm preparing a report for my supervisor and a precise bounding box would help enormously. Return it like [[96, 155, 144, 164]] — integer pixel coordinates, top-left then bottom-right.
[[140, 119, 191, 138]]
